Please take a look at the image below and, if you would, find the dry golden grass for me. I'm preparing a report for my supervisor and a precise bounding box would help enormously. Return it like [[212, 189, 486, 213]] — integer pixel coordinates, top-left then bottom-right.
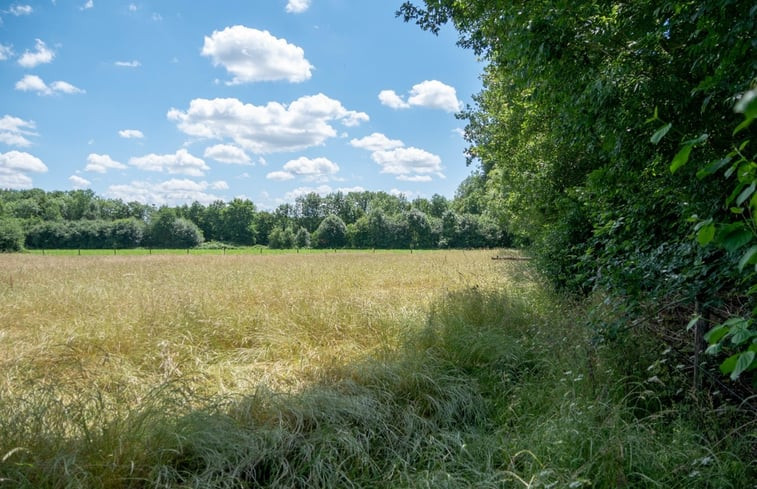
[[0, 250, 514, 404]]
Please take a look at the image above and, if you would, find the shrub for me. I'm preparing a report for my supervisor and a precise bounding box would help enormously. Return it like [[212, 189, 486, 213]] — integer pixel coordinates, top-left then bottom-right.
[[0, 218, 24, 252]]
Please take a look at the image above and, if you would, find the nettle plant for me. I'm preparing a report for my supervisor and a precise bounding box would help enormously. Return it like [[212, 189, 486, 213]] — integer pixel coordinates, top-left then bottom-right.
[[655, 88, 757, 382]]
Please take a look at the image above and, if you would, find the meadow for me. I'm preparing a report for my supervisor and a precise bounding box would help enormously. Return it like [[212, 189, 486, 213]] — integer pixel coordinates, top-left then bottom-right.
[[0, 250, 752, 488]]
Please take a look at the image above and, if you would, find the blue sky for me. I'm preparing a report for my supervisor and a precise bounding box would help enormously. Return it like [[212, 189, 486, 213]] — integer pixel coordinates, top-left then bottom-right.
[[0, 1, 481, 208]]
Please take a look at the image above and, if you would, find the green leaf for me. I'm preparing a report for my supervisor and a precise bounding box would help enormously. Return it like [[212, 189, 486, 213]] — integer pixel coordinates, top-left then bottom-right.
[[733, 118, 753, 136], [686, 315, 702, 331], [696, 222, 716, 245], [720, 225, 752, 252], [670, 143, 693, 173], [719, 353, 739, 375], [697, 156, 732, 179], [738, 245, 757, 271], [704, 324, 729, 344], [737, 183, 756, 206], [734, 89, 757, 118], [730, 351, 756, 380], [651, 123, 672, 144]]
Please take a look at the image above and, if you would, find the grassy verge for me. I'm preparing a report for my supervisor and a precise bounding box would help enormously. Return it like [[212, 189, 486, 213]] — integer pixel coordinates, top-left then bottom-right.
[[0, 252, 753, 487]]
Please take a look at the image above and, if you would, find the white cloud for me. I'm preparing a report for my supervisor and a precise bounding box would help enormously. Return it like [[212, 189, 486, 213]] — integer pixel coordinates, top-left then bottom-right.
[[18, 39, 54, 68], [80, 0, 93, 10], [371, 147, 443, 177], [284, 184, 333, 201], [115, 60, 140, 68], [0, 150, 47, 189], [266, 156, 339, 182], [9, 4, 33, 15], [0, 115, 38, 147], [69, 174, 91, 188], [378, 90, 410, 109], [397, 175, 433, 182], [128, 3, 137, 11], [15, 75, 84, 96], [106, 179, 223, 205], [350, 132, 404, 152], [129, 149, 209, 176], [201, 25, 313, 84], [379, 80, 461, 112], [203, 144, 250, 164], [85, 153, 127, 173], [210, 180, 229, 190], [0, 44, 13, 60], [49, 80, 85, 94], [168, 94, 368, 154], [151, 12, 161, 21], [266, 170, 295, 181], [118, 129, 144, 139], [285, 0, 310, 14]]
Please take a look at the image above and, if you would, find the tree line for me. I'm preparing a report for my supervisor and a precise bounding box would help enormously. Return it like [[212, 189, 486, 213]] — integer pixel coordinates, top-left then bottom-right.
[[0, 181, 511, 251], [398, 1, 755, 383]]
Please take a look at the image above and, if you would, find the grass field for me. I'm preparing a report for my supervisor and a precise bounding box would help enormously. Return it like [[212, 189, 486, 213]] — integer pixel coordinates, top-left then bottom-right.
[[0, 250, 753, 487]]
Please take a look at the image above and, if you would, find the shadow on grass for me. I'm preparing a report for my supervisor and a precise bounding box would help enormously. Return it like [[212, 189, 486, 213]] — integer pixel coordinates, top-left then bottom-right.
[[1, 287, 754, 488]]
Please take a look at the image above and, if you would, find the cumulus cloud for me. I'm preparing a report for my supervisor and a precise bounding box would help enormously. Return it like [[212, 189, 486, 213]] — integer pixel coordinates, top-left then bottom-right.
[[129, 149, 209, 176], [69, 174, 91, 188], [15, 75, 85, 96], [203, 144, 251, 164], [106, 179, 224, 205], [85, 153, 127, 173], [371, 147, 443, 178], [350, 132, 404, 152], [351, 132, 444, 181], [114, 60, 140, 67], [18, 39, 54, 68], [0, 150, 47, 189], [285, 0, 310, 13], [266, 156, 338, 182], [210, 180, 229, 190], [378, 90, 410, 109], [9, 4, 33, 15], [0, 115, 38, 147], [379, 80, 461, 112], [167, 94, 368, 154], [80, 0, 93, 10], [128, 3, 137, 11], [118, 129, 144, 139], [0, 44, 13, 60], [201, 25, 313, 84]]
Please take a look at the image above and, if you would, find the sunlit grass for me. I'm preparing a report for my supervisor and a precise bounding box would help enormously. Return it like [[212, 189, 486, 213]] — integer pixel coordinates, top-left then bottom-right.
[[0, 250, 752, 487]]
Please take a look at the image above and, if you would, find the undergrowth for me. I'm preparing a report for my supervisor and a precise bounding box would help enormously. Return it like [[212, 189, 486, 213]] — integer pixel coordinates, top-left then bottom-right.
[[0, 257, 754, 487]]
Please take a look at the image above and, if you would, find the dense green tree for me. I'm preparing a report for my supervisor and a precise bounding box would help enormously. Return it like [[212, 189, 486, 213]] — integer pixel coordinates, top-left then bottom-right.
[[313, 214, 347, 248], [0, 218, 24, 252], [221, 198, 256, 245], [294, 226, 311, 249]]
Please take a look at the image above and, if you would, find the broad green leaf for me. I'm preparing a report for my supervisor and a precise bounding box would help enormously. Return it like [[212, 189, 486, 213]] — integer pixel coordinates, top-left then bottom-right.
[[720, 226, 752, 252], [730, 207, 744, 214], [670, 143, 693, 173], [737, 183, 756, 206], [650, 123, 672, 144], [719, 353, 739, 375], [730, 351, 756, 380], [738, 245, 757, 271], [696, 222, 716, 245], [704, 324, 729, 344]]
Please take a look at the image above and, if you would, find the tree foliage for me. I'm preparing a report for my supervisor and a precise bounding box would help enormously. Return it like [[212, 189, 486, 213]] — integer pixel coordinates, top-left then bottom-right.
[[398, 1, 756, 382]]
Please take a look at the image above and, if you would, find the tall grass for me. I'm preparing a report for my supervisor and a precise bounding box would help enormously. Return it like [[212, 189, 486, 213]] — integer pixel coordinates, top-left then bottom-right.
[[0, 251, 753, 487]]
